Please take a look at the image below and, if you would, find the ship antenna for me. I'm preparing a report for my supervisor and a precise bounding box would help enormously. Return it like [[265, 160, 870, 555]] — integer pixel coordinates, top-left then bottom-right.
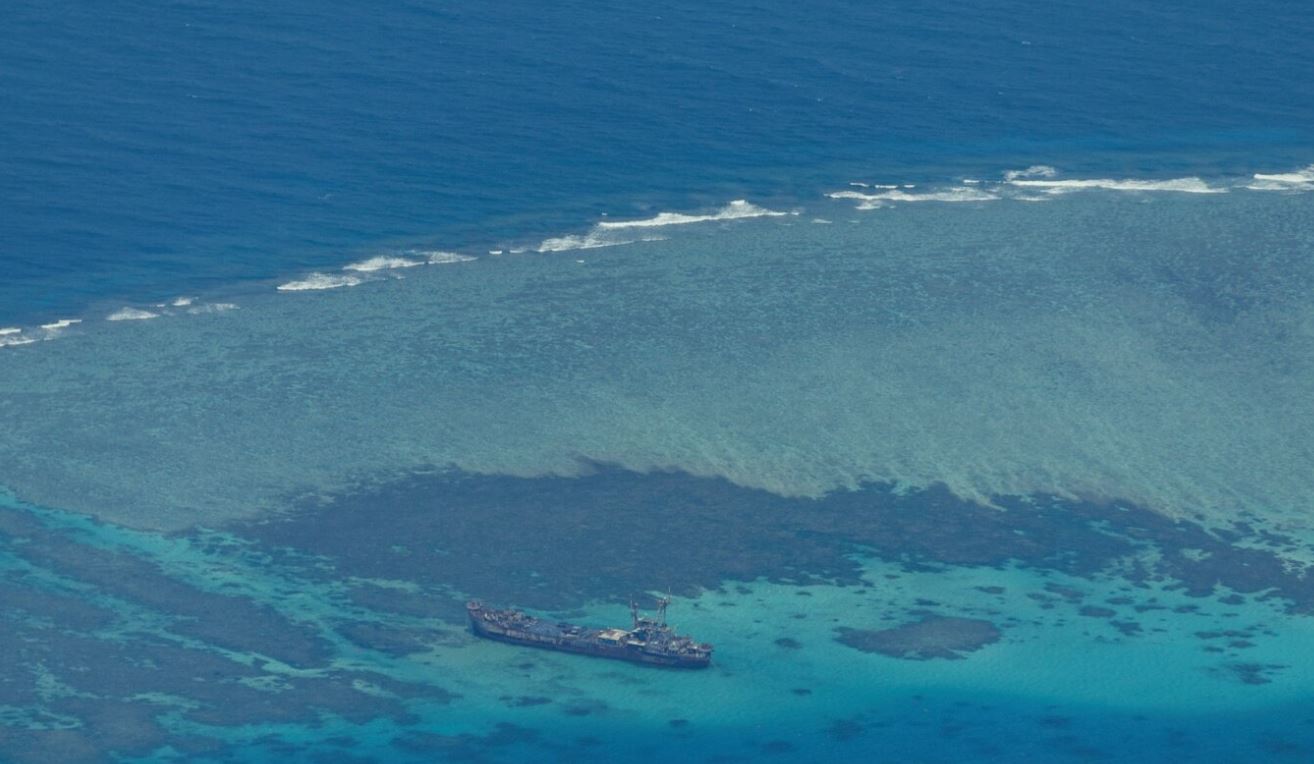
[[630, 598, 640, 629], [657, 591, 671, 625]]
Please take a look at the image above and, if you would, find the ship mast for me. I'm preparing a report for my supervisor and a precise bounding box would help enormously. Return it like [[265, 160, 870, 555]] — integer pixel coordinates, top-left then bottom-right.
[[655, 594, 670, 625]]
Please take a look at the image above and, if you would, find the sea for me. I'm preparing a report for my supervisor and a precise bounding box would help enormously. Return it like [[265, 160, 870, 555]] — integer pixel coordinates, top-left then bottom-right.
[[2, 0, 1314, 761]]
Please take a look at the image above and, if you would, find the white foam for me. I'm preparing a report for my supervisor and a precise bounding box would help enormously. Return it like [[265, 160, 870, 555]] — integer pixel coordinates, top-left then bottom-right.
[[828, 186, 998, 209], [0, 334, 37, 348], [0, 327, 20, 336], [343, 255, 424, 272], [417, 250, 477, 265], [537, 232, 651, 253], [170, 296, 195, 307], [1004, 165, 1058, 181], [276, 273, 364, 292], [1008, 176, 1225, 194], [540, 200, 791, 251], [1246, 165, 1314, 192], [40, 319, 81, 331], [1252, 165, 1314, 184], [187, 302, 238, 315], [595, 200, 787, 230], [107, 307, 160, 322]]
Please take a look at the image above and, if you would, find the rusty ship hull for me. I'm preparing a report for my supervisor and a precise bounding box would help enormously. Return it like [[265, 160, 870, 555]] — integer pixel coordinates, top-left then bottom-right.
[[467, 600, 712, 669]]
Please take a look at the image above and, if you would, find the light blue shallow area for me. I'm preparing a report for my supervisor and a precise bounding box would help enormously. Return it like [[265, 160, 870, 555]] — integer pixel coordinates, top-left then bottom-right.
[[2, 181, 1311, 531]]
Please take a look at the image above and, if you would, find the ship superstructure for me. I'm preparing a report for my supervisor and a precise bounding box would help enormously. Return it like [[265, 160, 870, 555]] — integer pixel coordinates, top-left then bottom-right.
[[467, 596, 713, 668]]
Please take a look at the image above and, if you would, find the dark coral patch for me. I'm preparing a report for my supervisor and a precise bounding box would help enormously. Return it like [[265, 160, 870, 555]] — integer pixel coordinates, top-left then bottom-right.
[[1110, 620, 1143, 636], [835, 616, 1001, 660], [829, 717, 865, 741], [1218, 662, 1288, 685], [220, 466, 1314, 623]]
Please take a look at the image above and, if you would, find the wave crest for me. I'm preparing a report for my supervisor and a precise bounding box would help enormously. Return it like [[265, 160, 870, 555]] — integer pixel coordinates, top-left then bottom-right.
[[416, 250, 478, 264], [1007, 176, 1225, 194], [596, 200, 788, 230], [828, 186, 998, 209], [277, 273, 365, 292], [107, 307, 160, 321], [1247, 164, 1314, 192], [343, 256, 425, 272], [1003, 165, 1058, 181]]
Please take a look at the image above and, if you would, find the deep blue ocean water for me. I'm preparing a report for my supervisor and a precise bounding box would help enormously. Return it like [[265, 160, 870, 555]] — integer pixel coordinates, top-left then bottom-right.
[[3, 0, 1313, 323], [4, 1, 1314, 762]]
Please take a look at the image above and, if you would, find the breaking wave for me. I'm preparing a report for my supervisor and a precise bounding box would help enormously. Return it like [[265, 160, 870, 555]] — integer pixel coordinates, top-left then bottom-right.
[[595, 199, 788, 229], [537, 231, 665, 253], [1003, 165, 1058, 181], [3, 319, 84, 349], [0, 329, 35, 348], [538, 199, 786, 253], [417, 250, 478, 264], [824, 164, 1314, 210], [1006, 176, 1225, 194], [186, 302, 238, 315], [276, 273, 365, 292], [107, 307, 160, 321], [343, 255, 426, 272], [1247, 164, 1314, 192], [828, 187, 998, 209]]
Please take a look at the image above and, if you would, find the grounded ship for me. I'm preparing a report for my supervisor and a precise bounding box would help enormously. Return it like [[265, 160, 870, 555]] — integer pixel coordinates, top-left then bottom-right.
[[467, 596, 713, 668]]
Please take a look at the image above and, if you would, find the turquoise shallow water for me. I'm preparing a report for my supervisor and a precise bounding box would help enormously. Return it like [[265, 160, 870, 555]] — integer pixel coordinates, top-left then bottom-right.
[[7, 478, 1314, 763]]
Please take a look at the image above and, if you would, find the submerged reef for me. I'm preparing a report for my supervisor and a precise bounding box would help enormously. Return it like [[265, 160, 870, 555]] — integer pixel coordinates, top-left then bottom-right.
[[238, 465, 1314, 617], [835, 617, 1002, 660]]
